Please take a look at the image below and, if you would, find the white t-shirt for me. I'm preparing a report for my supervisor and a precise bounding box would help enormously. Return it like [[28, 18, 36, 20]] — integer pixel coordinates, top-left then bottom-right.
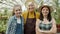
[[17, 18, 21, 24]]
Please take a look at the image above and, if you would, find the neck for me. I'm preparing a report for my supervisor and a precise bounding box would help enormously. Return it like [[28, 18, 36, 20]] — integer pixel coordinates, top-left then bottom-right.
[[16, 16, 20, 19], [43, 15, 48, 22], [29, 11, 34, 14], [28, 10, 34, 13], [43, 15, 47, 19]]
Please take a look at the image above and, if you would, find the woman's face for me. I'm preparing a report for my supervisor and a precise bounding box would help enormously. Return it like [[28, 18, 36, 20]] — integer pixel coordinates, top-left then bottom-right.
[[42, 7, 49, 16], [28, 3, 35, 12], [14, 6, 22, 17]]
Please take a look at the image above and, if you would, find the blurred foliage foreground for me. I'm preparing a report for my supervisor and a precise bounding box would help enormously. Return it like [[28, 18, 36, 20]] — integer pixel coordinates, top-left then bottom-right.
[[0, 9, 11, 34]]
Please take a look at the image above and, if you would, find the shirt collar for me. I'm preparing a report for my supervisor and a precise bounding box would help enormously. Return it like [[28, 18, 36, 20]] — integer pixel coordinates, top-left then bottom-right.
[[14, 15, 17, 19], [14, 15, 22, 20]]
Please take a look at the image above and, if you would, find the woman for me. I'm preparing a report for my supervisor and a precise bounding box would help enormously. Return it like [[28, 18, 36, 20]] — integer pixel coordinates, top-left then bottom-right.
[[6, 5, 24, 34], [22, 2, 40, 34], [36, 4, 57, 34]]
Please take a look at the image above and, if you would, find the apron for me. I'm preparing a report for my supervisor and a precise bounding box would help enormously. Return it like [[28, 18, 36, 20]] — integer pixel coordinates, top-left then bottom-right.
[[24, 12, 36, 34]]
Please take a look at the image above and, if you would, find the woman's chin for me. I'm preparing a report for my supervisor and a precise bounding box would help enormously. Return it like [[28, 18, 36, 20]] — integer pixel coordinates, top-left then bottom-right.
[[43, 14, 48, 16], [16, 15, 21, 17]]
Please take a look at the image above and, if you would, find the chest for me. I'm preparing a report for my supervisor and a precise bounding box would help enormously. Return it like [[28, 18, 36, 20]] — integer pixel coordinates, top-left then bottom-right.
[[39, 21, 52, 30]]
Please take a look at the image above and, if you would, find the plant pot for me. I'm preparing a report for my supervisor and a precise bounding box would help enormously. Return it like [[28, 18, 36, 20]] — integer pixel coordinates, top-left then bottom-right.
[[56, 24, 60, 33], [0, 31, 5, 34]]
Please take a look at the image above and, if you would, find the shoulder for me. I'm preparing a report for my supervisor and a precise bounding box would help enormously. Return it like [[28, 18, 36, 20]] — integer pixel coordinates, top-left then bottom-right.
[[35, 12, 40, 15], [8, 16, 15, 21], [52, 18, 56, 22], [51, 18, 56, 24], [22, 11, 28, 17], [36, 19, 40, 22], [22, 11, 28, 15], [21, 16, 24, 20], [35, 12, 40, 19], [36, 19, 41, 24], [52, 18, 55, 20]]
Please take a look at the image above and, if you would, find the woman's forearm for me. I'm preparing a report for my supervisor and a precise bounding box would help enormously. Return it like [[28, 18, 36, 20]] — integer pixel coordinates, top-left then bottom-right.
[[39, 29, 53, 33], [40, 30, 55, 34]]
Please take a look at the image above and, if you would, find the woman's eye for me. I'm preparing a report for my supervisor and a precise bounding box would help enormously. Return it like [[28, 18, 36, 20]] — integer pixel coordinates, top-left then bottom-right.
[[19, 9, 21, 11], [42, 9, 45, 11], [15, 9, 21, 12], [18, 9, 21, 11], [16, 10, 18, 11], [46, 9, 49, 11]]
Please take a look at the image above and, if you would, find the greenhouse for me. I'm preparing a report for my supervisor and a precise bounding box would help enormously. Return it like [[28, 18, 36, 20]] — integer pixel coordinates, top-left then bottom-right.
[[0, 0, 60, 34]]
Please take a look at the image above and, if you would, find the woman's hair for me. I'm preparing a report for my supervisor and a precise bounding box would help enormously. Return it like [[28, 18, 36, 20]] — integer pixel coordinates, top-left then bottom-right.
[[38, 5, 52, 21], [12, 5, 22, 16]]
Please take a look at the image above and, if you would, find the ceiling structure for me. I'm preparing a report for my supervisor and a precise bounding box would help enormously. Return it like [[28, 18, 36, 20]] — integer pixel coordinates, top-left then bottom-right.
[[0, 0, 57, 12]]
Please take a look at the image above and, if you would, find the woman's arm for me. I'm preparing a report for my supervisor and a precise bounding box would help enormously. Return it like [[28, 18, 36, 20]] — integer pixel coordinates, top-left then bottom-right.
[[36, 19, 46, 33], [40, 18, 57, 34], [50, 18, 57, 34], [6, 17, 13, 34], [36, 19, 41, 34], [36, 18, 57, 34], [22, 17, 24, 34]]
